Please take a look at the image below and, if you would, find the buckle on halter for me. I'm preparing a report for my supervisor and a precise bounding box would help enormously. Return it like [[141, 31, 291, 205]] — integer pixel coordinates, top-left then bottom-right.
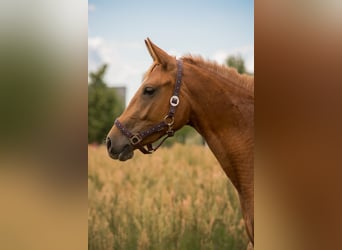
[[170, 96, 179, 107], [164, 115, 175, 126], [129, 134, 142, 145]]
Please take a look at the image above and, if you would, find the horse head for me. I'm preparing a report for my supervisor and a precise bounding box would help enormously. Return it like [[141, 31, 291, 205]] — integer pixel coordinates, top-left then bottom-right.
[[106, 38, 190, 161]]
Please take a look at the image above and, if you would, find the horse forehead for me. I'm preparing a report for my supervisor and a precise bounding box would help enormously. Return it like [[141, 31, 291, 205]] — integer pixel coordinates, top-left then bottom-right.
[[143, 67, 170, 84]]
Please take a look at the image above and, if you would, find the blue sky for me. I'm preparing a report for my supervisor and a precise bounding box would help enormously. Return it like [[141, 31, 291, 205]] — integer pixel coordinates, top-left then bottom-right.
[[88, 0, 254, 104]]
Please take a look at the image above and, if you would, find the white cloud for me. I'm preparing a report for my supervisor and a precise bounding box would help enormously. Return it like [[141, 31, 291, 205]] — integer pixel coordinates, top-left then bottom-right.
[[88, 37, 129, 82], [168, 49, 182, 58], [88, 37, 115, 72], [118, 42, 143, 49], [88, 37, 150, 105], [245, 56, 254, 74]]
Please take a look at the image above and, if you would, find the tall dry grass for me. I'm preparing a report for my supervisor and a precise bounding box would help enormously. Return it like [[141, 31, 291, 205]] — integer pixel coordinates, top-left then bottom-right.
[[88, 144, 248, 250]]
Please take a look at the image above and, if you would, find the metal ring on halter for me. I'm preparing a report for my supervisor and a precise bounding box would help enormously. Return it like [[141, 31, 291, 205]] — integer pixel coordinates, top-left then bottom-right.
[[129, 134, 143, 145], [170, 96, 180, 107], [164, 115, 175, 126]]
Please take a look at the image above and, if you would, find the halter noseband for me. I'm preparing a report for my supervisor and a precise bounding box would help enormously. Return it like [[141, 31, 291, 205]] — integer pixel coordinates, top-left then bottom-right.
[[114, 59, 183, 154]]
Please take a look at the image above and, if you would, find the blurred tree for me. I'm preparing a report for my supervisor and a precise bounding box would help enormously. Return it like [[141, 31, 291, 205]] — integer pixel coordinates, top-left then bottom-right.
[[88, 64, 124, 143], [226, 54, 247, 74]]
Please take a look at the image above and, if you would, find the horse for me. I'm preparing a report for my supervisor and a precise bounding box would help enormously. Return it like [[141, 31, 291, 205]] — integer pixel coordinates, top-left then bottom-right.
[[106, 38, 254, 248]]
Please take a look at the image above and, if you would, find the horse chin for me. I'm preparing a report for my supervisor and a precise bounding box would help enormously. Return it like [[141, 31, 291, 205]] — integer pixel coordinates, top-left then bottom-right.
[[108, 145, 134, 161], [118, 149, 134, 161]]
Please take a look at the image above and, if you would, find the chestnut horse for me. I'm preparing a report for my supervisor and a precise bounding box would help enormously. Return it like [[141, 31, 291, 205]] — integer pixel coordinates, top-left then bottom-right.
[[106, 38, 254, 248]]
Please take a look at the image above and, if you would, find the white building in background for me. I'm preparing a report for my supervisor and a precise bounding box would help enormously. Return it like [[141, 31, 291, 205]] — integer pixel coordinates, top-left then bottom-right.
[[111, 86, 126, 107]]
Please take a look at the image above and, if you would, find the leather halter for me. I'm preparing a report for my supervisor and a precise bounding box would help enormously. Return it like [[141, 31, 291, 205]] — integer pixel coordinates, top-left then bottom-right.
[[114, 59, 183, 154]]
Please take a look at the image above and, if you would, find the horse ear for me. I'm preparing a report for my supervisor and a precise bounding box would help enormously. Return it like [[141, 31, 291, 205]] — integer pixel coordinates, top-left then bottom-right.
[[145, 38, 173, 67], [144, 38, 157, 62]]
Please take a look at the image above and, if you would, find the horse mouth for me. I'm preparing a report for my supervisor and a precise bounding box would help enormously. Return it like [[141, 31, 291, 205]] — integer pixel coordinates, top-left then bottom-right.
[[108, 145, 134, 161]]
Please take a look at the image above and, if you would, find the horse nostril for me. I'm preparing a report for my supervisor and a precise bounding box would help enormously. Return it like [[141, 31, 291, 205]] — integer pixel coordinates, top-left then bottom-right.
[[106, 137, 112, 151]]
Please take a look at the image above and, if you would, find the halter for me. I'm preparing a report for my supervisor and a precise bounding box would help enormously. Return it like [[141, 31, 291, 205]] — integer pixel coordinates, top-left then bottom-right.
[[114, 59, 183, 154]]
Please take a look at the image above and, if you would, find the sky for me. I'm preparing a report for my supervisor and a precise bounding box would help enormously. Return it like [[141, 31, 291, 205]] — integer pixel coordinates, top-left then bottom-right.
[[88, 0, 254, 105]]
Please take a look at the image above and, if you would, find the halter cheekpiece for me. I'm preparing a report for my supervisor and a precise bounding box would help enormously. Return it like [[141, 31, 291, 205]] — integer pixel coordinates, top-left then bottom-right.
[[114, 59, 183, 154]]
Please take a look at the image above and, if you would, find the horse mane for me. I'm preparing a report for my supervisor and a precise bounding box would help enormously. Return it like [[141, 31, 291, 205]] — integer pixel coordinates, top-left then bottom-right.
[[181, 55, 254, 93]]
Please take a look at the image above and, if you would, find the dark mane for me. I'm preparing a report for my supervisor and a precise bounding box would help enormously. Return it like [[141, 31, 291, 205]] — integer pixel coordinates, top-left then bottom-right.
[[181, 55, 254, 93]]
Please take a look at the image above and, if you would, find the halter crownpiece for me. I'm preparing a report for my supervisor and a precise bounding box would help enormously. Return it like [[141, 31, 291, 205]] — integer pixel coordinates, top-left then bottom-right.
[[114, 59, 183, 154]]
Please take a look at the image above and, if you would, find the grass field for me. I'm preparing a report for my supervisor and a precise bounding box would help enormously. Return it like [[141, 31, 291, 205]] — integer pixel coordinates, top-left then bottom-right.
[[88, 144, 248, 250]]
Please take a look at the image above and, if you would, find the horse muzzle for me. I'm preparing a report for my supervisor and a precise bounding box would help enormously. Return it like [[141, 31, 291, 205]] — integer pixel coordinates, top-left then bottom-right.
[[106, 136, 134, 161]]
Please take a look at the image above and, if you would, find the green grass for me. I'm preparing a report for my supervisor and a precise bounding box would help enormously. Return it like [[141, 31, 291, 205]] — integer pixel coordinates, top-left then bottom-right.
[[88, 144, 248, 250]]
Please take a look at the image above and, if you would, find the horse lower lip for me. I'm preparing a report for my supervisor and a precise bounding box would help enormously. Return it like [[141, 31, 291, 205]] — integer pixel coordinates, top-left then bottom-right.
[[109, 152, 119, 160], [118, 146, 133, 161], [118, 153, 127, 161]]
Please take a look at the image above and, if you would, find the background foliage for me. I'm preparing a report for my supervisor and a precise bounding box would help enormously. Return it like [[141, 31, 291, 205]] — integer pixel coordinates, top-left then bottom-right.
[[88, 144, 248, 250], [88, 64, 124, 143], [226, 54, 247, 74]]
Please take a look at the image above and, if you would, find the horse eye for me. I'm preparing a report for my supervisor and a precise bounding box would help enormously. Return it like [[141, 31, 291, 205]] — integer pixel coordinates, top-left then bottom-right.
[[143, 87, 156, 96]]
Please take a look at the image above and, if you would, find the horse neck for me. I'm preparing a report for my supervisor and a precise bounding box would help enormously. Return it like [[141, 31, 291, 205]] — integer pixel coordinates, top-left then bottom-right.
[[183, 63, 254, 195]]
